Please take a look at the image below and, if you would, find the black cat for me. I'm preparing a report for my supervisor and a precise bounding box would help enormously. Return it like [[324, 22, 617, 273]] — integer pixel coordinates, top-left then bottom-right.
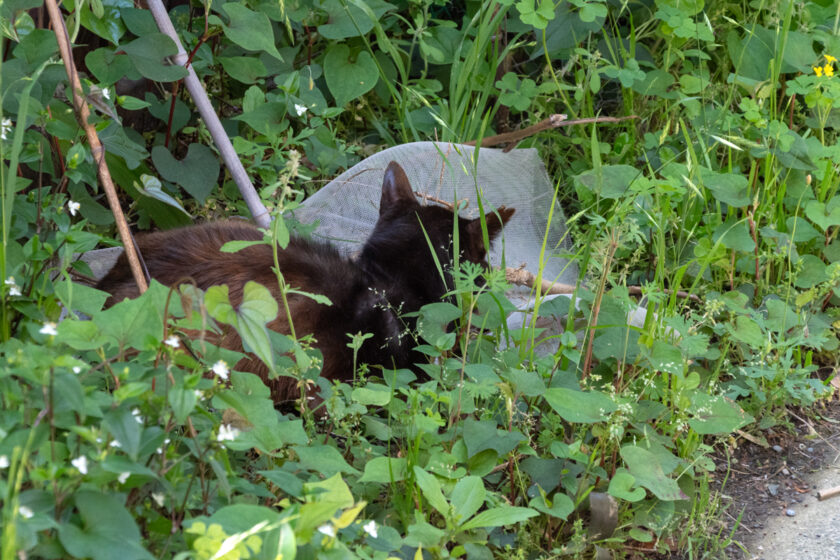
[[97, 161, 515, 401]]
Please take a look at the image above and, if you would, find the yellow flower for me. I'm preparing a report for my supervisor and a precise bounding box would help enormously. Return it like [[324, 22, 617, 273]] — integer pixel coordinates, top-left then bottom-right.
[[814, 65, 824, 77], [825, 64, 834, 77], [826, 54, 837, 64]]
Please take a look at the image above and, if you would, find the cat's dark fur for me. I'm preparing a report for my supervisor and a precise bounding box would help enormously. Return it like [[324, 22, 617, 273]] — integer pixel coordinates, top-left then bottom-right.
[[97, 162, 514, 401]]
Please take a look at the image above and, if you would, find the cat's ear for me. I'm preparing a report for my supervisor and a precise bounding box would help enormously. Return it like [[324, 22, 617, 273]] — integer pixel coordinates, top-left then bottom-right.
[[380, 161, 418, 215], [468, 206, 515, 241]]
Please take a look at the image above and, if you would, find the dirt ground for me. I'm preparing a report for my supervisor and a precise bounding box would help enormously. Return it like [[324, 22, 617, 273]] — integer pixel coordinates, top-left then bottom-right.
[[710, 399, 840, 559]]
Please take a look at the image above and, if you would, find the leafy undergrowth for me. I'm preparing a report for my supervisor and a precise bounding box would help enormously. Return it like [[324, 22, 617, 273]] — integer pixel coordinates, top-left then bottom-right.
[[1, 1, 840, 559]]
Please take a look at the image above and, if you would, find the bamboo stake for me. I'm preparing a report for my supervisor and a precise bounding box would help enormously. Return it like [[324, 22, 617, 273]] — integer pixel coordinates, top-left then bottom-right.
[[44, 0, 148, 294], [145, 0, 270, 228]]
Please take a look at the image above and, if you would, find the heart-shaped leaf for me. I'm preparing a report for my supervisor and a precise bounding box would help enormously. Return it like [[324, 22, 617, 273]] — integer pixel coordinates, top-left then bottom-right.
[[620, 446, 687, 501], [324, 44, 379, 107], [687, 393, 754, 435], [220, 4, 283, 61], [151, 144, 220, 204], [122, 34, 187, 82], [58, 491, 153, 560], [543, 387, 617, 423], [805, 198, 840, 231], [607, 470, 646, 502]]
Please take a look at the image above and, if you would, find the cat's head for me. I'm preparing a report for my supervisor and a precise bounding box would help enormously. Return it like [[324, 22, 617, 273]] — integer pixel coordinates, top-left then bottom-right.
[[361, 161, 515, 296]]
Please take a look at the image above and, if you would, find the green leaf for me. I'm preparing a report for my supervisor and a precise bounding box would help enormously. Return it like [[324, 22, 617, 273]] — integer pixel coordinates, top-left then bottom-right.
[[122, 34, 187, 82], [461, 419, 526, 458], [294, 444, 360, 477], [574, 164, 640, 199], [360, 457, 407, 483], [168, 386, 197, 425], [729, 315, 764, 347], [620, 446, 686, 501], [104, 406, 142, 461], [219, 56, 267, 84], [324, 44, 379, 107], [413, 466, 450, 518], [54, 280, 109, 316], [543, 387, 617, 423], [220, 4, 284, 61], [134, 175, 191, 217], [258, 468, 304, 498], [459, 506, 538, 531], [805, 198, 840, 231], [351, 383, 392, 406], [607, 470, 646, 502], [151, 144, 220, 204], [699, 167, 750, 207], [58, 491, 153, 560], [713, 218, 755, 253], [687, 393, 754, 435], [794, 254, 828, 288], [94, 282, 167, 350], [451, 476, 485, 525], [234, 101, 288, 138], [236, 281, 279, 373], [205, 285, 237, 325], [528, 491, 575, 519], [516, 0, 555, 29], [56, 319, 107, 351]]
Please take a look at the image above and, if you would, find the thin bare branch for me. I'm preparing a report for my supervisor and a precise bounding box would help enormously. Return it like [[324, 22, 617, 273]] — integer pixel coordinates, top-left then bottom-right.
[[469, 114, 639, 152], [45, 0, 149, 293]]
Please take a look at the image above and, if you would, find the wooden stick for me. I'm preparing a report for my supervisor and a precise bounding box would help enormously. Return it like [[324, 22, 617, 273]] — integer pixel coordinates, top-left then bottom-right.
[[146, 0, 270, 228], [817, 485, 840, 501], [468, 114, 639, 152], [44, 0, 149, 294], [504, 266, 702, 302]]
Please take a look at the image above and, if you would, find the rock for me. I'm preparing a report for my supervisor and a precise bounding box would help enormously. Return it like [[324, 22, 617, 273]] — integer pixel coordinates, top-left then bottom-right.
[[785, 509, 796, 517], [768, 484, 780, 496], [782, 468, 790, 476], [773, 445, 783, 453]]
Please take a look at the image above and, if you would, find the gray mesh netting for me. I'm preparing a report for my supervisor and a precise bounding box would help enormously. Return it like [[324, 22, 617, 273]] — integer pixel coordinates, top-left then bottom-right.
[[294, 142, 577, 286]]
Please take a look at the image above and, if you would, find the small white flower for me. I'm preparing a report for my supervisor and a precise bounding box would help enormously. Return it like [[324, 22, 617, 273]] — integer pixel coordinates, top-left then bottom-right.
[[1, 117, 12, 140], [194, 389, 204, 400], [211, 360, 229, 381], [102, 87, 111, 101], [362, 520, 378, 538], [110, 439, 121, 448], [5, 276, 21, 296], [39, 322, 58, 336], [217, 424, 239, 442], [131, 408, 144, 424], [151, 492, 165, 507], [317, 524, 336, 537], [67, 200, 81, 217], [294, 103, 307, 116], [118, 472, 130, 484], [0, 455, 9, 468], [164, 335, 180, 348], [71, 455, 88, 475], [18, 505, 33, 519], [72, 366, 82, 374]]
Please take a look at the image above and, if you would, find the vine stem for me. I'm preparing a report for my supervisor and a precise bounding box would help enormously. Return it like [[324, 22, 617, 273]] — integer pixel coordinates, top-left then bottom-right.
[[44, 0, 149, 294]]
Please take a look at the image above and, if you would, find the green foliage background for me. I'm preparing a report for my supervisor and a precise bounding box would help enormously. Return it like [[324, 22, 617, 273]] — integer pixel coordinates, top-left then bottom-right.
[[1, 0, 839, 558]]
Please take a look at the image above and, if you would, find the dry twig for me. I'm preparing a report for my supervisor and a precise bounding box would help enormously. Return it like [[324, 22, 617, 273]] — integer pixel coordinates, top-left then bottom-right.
[[45, 0, 148, 293], [468, 114, 639, 152]]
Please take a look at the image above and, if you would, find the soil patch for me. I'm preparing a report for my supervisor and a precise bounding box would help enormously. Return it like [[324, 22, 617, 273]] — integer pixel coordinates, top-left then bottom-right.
[[711, 399, 840, 559]]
